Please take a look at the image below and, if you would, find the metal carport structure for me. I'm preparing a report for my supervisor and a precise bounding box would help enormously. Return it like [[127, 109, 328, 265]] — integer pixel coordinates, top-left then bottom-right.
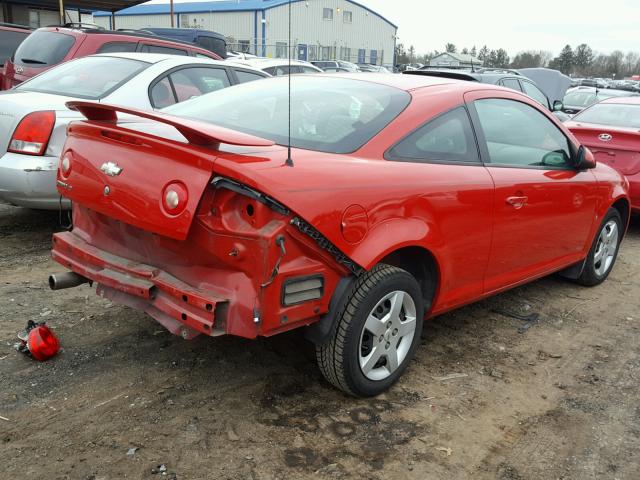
[[1, 0, 151, 27]]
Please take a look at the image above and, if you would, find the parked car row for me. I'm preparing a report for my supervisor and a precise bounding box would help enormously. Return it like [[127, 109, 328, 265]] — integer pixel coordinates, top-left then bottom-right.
[[0, 23, 635, 397]]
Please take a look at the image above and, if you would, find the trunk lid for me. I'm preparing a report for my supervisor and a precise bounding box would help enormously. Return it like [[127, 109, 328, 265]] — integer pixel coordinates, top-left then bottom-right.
[[59, 102, 275, 241], [568, 123, 640, 175], [0, 91, 80, 156]]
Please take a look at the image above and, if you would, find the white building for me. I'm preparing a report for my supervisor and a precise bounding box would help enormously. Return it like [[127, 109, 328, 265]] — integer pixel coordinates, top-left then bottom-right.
[[94, 0, 397, 66], [429, 52, 482, 68]]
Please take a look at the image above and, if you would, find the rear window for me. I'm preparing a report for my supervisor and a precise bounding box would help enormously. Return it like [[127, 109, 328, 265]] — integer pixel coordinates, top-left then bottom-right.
[[572, 103, 640, 129], [195, 36, 226, 58], [13, 31, 75, 67], [0, 30, 30, 63], [164, 76, 410, 154], [16, 56, 148, 100]]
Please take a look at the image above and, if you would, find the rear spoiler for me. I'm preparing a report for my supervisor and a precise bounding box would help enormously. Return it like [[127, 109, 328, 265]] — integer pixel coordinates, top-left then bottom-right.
[[66, 101, 275, 147]]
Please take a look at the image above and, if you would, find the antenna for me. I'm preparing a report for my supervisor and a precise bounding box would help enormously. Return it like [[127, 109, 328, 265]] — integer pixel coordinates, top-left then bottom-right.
[[285, 0, 294, 167]]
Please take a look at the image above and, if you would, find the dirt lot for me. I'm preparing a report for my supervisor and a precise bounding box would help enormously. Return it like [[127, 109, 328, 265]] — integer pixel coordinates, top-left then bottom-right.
[[0, 203, 639, 480]]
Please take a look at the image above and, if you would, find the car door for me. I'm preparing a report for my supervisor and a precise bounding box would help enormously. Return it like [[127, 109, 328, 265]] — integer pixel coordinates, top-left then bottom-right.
[[466, 91, 598, 293], [385, 106, 495, 311]]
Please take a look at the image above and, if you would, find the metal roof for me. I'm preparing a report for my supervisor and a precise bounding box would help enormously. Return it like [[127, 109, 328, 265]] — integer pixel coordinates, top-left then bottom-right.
[[5, 0, 149, 13], [93, 0, 397, 28]]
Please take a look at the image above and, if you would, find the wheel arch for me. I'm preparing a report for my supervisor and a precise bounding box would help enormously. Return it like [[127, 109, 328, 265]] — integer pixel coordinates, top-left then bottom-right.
[[611, 196, 631, 235]]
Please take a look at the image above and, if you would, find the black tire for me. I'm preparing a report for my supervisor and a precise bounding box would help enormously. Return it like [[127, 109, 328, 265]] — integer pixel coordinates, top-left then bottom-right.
[[316, 264, 424, 397], [577, 208, 623, 286]]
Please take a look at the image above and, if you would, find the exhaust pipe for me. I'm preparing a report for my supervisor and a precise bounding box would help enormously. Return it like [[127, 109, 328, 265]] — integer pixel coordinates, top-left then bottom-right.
[[49, 272, 90, 290]]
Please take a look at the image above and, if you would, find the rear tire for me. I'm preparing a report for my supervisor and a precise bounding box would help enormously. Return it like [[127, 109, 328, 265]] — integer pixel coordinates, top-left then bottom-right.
[[316, 264, 424, 397], [577, 208, 623, 286]]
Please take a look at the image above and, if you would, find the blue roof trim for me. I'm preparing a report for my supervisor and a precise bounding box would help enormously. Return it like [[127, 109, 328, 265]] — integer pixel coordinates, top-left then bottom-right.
[[94, 0, 397, 29]]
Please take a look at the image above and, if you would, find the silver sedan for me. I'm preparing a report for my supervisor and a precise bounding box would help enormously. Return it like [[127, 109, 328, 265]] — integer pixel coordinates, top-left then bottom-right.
[[0, 52, 269, 209]]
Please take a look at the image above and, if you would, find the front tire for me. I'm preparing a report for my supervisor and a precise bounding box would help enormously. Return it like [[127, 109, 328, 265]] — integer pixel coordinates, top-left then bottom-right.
[[577, 208, 623, 286], [316, 264, 424, 397]]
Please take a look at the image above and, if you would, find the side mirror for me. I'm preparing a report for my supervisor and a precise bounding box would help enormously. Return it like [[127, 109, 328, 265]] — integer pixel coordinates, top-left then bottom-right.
[[553, 100, 564, 112], [576, 145, 597, 169]]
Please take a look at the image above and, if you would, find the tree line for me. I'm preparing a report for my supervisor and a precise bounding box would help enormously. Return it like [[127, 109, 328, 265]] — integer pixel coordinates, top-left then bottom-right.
[[395, 43, 640, 78]]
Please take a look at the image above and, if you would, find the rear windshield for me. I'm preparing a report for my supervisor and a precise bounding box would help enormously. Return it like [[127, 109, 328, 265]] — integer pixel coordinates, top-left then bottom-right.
[[573, 103, 640, 129], [196, 36, 226, 58], [16, 56, 148, 99], [0, 30, 30, 63], [13, 31, 75, 67], [164, 76, 410, 154]]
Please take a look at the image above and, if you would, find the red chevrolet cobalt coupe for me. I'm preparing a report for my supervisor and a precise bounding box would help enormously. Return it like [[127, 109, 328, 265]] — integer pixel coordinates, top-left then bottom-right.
[[50, 74, 630, 396], [566, 96, 640, 213]]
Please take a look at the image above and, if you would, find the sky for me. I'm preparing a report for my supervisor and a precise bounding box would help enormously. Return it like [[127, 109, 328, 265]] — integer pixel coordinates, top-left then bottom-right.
[[143, 0, 640, 56]]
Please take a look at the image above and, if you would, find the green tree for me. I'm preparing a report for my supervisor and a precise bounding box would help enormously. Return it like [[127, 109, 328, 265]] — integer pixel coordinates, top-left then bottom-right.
[[495, 49, 510, 68], [511, 51, 543, 69], [461, 47, 469, 55], [470, 46, 477, 57], [445, 43, 457, 53], [478, 45, 489, 64], [487, 50, 498, 67], [573, 44, 594, 75], [552, 45, 574, 74]]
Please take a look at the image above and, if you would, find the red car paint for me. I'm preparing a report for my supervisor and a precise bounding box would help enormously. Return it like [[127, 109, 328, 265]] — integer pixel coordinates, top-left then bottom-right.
[[51, 76, 630, 343], [566, 97, 640, 213], [2, 26, 222, 90]]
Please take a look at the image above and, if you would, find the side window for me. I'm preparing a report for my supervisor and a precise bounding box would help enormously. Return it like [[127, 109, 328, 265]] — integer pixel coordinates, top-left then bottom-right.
[[474, 98, 572, 168], [301, 66, 320, 74], [234, 70, 266, 83], [521, 81, 550, 109], [169, 67, 231, 102], [96, 42, 138, 54], [500, 78, 521, 92], [140, 44, 188, 56], [387, 107, 480, 164], [150, 76, 176, 108], [263, 66, 276, 76]]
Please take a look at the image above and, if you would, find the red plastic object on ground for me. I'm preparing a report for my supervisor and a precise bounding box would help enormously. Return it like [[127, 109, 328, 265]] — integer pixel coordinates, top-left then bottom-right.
[[17, 321, 60, 361]]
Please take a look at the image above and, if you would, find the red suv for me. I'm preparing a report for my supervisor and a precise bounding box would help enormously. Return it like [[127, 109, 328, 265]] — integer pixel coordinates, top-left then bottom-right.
[[2, 26, 223, 90]]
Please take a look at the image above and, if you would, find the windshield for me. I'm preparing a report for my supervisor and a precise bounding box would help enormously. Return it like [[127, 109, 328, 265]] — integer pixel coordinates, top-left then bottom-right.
[[13, 31, 75, 67], [164, 76, 410, 154], [16, 56, 149, 99], [573, 103, 640, 129]]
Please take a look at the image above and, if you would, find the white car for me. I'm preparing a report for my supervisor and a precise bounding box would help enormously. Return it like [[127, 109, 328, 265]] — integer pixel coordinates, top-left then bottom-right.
[[0, 52, 269, 209], [231, 58, 323, 76]]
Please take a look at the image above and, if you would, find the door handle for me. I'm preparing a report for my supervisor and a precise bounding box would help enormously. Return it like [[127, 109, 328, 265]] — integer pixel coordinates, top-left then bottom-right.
[[506, 196, 528, 209]]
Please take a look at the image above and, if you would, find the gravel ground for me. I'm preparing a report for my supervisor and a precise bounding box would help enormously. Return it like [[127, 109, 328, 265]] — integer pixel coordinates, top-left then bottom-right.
[[0, 203, 639, 480]]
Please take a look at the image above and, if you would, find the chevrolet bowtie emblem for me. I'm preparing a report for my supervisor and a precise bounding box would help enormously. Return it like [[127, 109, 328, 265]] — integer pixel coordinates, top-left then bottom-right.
[[100, 162, 123, 177]]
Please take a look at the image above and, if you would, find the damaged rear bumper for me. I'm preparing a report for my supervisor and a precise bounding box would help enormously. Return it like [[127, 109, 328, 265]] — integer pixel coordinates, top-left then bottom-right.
[[51, 231, 228, 338]]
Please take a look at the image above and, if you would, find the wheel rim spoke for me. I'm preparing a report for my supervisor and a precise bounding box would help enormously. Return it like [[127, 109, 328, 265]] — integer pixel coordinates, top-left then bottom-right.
[[398, 316, 417, 337], [361, 345, 382, 375], [388, 291, 405, 321], [385, 347, 399, 373], [364, 314, 386, 337]]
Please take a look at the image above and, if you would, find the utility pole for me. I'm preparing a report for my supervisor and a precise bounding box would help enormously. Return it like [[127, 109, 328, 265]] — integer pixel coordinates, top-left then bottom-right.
[[59, 0, 64, 24], [170, 0, 174, 27]]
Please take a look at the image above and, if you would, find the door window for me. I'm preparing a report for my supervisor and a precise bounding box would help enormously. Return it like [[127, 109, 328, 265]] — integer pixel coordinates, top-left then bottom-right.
[[150, 76, 175, 108], [474, 98, 572, 168], [97, 41, 138, 54], [170, 67, 230, 102], [150, 67, 230, 107], [140, 44, 188, 56], [234, 70, 266, 83], [499, 78, 521, 92], [387, 107, 480, 163], [521, 81, 550, 109]]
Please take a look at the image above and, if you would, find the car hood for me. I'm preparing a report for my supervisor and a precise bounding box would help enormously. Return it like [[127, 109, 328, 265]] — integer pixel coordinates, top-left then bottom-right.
[[518, 68, 571, 104]]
